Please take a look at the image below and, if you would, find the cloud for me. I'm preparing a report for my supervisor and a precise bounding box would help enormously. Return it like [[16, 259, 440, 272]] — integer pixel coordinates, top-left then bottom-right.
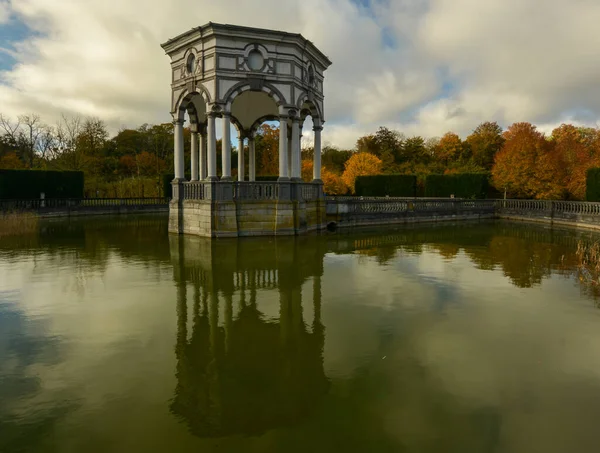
[[0, 0, 599, 148], [0, 1, 10, 24]]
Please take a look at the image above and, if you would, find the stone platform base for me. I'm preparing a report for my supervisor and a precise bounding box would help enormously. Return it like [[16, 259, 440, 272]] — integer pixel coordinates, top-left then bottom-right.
[[169, 198, 326, 237]]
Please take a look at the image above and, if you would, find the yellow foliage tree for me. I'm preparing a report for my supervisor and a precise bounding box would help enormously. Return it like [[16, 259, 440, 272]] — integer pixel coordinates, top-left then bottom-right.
[[322, 167, 348, 195], [341, 152, 382, 194], [301, 159, 347, 194], [301, 159, 313, 182]]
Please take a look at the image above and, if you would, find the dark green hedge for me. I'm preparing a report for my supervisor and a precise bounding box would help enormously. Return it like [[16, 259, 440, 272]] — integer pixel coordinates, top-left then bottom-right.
[[355, 175, 417, 197], [255, 175, 279, 182], [0, 169, 84, 199], [163, 174, 191, 198], [586, 168, 600, 201], [424, 173, 489, 199]]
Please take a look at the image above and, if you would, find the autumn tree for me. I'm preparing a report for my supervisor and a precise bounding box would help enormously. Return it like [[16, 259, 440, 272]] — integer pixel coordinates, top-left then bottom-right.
[[322, 167, 348, 195], [434, 132, 470, 166], [466, 122, 504, 169], [341, 152, 383, 194], [254, 123, 279, 175], [137, 150, 166, 177], [550, 124, 600, 199], [492, 122, 561, 199], [301, 159, 313, 182]]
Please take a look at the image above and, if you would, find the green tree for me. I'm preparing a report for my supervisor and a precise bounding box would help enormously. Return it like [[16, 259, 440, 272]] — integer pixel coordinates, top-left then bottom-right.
[[466, 122, 504, 169]]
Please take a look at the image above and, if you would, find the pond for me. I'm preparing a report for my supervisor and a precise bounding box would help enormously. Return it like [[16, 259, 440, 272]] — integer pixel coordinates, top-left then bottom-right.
[[2, 216, 600, 453]]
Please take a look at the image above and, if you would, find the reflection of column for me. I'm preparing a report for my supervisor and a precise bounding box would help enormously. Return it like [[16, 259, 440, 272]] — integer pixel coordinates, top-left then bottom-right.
[[279, 287, 292, 346], [238, 133, 245, 181], [190, 129, 199, 181], [176, 279, 187, 354], [207, 112, 217, 180], [291, 281, 303, 339], [239, 271, 247, 312], [313, 275, 322, 330], [193, 283, 200, 322], [248, 136, 256, 181], [291, 118, 300, 180], [278, 115, 289, 180], [224, 291, 233, 353], [222, 113, 232, 180], [250, 269, 257, 308], [209, 286, 219, 355], [173, 119, 185, 180], [313, 125, 322, 181]]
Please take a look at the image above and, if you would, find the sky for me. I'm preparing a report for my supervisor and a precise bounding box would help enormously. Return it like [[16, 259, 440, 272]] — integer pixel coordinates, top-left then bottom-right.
[[1, 0, 600, 149]]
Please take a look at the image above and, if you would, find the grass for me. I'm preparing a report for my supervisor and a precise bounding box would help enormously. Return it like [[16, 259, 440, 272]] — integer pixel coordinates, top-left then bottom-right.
[[0, 211, 39, 238]]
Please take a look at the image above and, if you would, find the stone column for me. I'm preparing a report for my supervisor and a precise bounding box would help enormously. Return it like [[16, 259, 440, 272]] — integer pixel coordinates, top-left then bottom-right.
[[173, 119, 185, 180], [248, 136, 256, 182], [207, 112, 217, 180], [291, 118, 301, 180], [199, 126, 207, 180], [287, 131, 292, 178], [221, 113, 232, 181], [313, 124, 323, 181], [299, 125, 304, 177], [190, 128, 199, 181], [238, 133, 245, 182], [278, 116, 289, 180]]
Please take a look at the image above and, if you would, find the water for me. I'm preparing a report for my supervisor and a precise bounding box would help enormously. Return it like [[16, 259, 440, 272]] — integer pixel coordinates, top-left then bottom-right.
[[2, 216, 600, 453]]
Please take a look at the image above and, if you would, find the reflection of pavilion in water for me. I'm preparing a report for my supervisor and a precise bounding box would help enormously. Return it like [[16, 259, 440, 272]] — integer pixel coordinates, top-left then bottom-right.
[[169, 235, 329, 438]]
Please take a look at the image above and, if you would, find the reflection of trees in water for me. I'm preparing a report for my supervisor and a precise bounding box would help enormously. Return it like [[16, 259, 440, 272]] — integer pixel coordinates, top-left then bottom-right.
[[0, 215, 170, 295], [169, 235, 329, 438], [332, 221, 600, 291]]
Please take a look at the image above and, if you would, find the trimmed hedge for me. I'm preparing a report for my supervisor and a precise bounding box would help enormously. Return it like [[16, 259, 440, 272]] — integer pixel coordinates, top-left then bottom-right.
[[424, 173, 489, 199], [355, 175, 417, 197], [163, 174, 191, 198], [255, 175, 279, 182], [586, 168, 600, 201], [0, 169, 84, 199]]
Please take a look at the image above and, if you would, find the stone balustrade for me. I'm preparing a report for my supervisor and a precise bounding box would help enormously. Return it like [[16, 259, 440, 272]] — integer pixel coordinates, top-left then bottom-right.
[[233, 182, 280, 201], [326, 197, 497, 227], [178, 181, 322, 202], [496, 199, 600, 229], [183, 181, 207, 200]]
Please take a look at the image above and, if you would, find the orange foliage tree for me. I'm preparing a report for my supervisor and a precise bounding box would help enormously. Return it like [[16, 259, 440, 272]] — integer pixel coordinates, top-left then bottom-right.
[[322, 167, 348, 195], [550, 124, 600, 200], [341, 152, 383, 194], [434, 132, 470, 166], [301, 159, 347, 194], [137, 150, 167, 177], [301, 159, 313, 182], [492, 122, 561, 199]]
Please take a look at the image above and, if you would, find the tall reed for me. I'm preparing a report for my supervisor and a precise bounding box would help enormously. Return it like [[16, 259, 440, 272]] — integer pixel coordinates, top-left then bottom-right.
[[0, 211, 39, 238]]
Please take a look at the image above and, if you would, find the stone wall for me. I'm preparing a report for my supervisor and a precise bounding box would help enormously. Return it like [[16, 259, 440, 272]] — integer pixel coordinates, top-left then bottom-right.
[[170, 197, 326, 237], [326, 198, 496, 228]]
